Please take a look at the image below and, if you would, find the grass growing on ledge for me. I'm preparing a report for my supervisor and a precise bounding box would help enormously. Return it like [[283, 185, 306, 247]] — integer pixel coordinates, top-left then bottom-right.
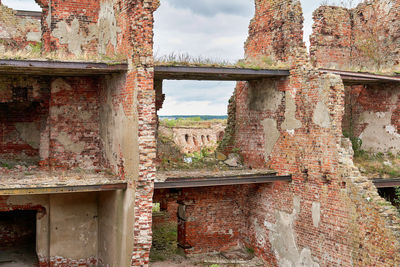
[[353, 151, 400, 179], [0, 46, 127, 64], [160, 117, 227, 129], [154, 52, 289, 70]]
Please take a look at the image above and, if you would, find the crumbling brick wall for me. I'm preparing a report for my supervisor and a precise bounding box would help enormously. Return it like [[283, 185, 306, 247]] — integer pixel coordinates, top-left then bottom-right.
[[0, 75, 106, 170], [343, 83, 400, 153], [0, 3, 41, 52], [0, 76, 49, 166], [245, 0, 304, 62], [177, 186, 248, 255], [310, 6, 353, 70], [49, 77, 104, 169], [311, 0, 400, 71], [222, 0, 400, 265]]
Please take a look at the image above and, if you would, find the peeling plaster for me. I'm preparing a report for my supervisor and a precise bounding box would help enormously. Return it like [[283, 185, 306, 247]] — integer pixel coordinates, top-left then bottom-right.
[[313, 78, 331, 128], [312, 202, 321, 228], [96, 0, 120, 54], [27, 31, 41, 42], [52, 0, 120, 56], [248, 80, 283, 111], [264, 196, 320, 267], [359, 111, 400, 153], [15, 122, 41, 149], [282, 92, 302, 131], [261, 118, 280, 160], [99, 75, 138, 180], [359, 92, 400, 153], [51, 78, 72, 94], [52, 19, 87, 56], [56, 132, 86, 154], [313, 101, 331, 128]]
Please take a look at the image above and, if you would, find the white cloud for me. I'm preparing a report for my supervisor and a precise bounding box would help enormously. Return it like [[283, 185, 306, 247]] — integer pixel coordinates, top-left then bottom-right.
[[159, 97, 229, 116], [2, 0, 41, 11]]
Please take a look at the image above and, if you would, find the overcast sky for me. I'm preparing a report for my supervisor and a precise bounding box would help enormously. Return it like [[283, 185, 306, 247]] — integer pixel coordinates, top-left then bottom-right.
[[3, 0, 363, 115]]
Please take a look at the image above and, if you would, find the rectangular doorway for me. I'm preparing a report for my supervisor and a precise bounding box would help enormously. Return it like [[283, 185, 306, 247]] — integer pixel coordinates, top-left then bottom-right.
[[0, 210, 38, 266]]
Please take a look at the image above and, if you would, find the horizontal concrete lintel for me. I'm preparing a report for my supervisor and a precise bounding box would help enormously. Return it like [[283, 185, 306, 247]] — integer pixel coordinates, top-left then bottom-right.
[[0, 182, 128, 196], [0, 59, 128, 76], [154, 65, 290, 81], [321, 69, 400, 84], [373, 178, 400, 188], [154, 175, 292, 189]]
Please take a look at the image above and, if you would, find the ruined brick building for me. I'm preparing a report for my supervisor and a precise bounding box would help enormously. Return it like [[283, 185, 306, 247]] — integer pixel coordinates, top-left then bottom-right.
[[0, 0, 400, 266]]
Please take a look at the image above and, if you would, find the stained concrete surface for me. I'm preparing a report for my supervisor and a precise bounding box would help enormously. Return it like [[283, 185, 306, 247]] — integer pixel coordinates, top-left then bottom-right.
[[0, 247, 38, 267]]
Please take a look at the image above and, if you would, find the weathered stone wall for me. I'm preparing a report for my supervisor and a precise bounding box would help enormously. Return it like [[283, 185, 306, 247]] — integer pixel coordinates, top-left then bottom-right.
[[343, 84, 400, 153], [159, 124, 225, 154], [311, 0, 400, 71]]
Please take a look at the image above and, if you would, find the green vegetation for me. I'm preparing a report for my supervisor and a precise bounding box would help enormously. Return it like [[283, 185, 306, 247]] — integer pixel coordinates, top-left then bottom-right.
[[343, 131, 400, 178], [394, 187, 400, 214], [150, 221, 179, 262], [343, 130, 363, 157], [152, 203, 161, 212], [353, 151, 400, 179], [155, 52, 232, 68], [155, 52, 289, 70]]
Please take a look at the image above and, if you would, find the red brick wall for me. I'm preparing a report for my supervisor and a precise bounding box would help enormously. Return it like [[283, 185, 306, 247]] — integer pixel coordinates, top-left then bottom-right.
[[0, 76, 49, 165], [0, 4, 41, 52], [233, 79, 286, 168], [114, 0, 159, 265], [153, 189, 179, 223], [310, 6, 352, 69], [176, 186, 249, 255], [33, 0, 100, 55], [49, 77, 104, 169], [225, 0, 400, 264], [310, 1, 400, 70], [230, 58, 400, 266], [343, 83, 400, 152], [245, 0, 304, 62]]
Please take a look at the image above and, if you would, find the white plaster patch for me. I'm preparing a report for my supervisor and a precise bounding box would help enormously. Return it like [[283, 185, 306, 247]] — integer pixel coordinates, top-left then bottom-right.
[[51, 78, 72, 94], [264, 196, 320, 267], [56, 132, 86, 154], [313, 101, 331, 128], [385, 125, 400, 138], [96, 0, 121, 54], [281, 92, 302, 131], [312, 202, 321, 228], [52, 18, 87, 56], [359, 111, 400, 153], [286, 129, 295, 136], [27, 31, 41, 42], [253, 218, 267, 247], [261, 118, 280, 160]]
